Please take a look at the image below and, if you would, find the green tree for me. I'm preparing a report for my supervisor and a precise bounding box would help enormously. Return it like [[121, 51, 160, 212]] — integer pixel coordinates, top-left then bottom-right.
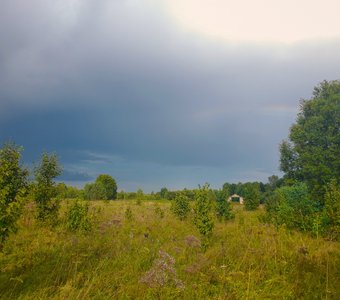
[[95, 174, 117, 200], [171, 193, 190, 220], [267, 175, 281, 191], [243, 183, 260, 211], [160, 187, 169, 199], [0, 143, 28, 248], [215, 188, 234, 221], [33, 152, 62, 222], [280, 80, 340, 200], [193, 184, 214, 247]]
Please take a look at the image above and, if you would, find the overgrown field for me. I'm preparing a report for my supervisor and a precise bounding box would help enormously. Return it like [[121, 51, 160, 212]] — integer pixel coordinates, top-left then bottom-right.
[[0, 200, 339, 299]]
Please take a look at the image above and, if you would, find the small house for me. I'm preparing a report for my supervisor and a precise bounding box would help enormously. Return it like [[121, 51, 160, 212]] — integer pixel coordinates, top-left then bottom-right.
[[227, 194, 244, 204]]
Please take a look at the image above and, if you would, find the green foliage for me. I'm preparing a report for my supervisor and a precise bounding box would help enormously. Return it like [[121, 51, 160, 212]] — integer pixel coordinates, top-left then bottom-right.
[[322, 180, 340, 240], [0, 143, 28, 247], [56, 183, 82, 199], [193, 184, 214, 242], [243, 184, 260, 211], [33, 152, 62, 223], [215, 189, 234, 221], [83, 182, 106, 200], [265, 183, 318, 231], [95, 174, 117, 200], [83, 174, 117, 200], [279, 80, 340, 200], [65, 200, 92, 232], [171, 193, 190, 220]]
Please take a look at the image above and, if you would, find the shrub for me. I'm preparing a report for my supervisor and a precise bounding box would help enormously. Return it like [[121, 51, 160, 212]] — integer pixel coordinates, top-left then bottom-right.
[[0, 143, 28, 248], [66, 200, 92, 232], [265, 183, 318, 231]]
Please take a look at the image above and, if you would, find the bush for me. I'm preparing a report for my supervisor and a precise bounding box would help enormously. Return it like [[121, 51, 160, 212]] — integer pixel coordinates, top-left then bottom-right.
[[66, 200, 92, 232], [265, 183, 318, 231]]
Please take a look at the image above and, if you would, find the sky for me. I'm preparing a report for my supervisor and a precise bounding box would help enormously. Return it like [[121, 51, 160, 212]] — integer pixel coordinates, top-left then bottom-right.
[[1, 0, 340, 192]]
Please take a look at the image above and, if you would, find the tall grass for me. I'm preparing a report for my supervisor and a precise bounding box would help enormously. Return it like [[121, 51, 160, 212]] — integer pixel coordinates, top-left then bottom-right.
[[0, 200, 339, 299]]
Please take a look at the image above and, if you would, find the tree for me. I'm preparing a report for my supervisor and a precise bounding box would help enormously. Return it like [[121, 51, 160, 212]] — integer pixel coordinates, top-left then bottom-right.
[[33, 152, 62, 222], [193, 184, 214, 247], [95, 174, 117, 200], [267, 175, 282, 191], [0, 143, 28, 248], [243, 183, 260, 211], [215, 188, 234, 221], [279, 80, 340, 200], [160, 187, 169, 199]]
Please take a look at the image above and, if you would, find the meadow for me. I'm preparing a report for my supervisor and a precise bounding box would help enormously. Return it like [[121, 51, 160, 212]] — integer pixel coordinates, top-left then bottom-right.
[[0, 199, 339, 300]]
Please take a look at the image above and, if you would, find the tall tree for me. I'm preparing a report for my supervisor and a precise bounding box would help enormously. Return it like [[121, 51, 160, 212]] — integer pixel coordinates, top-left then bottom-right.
[[280, 80, 340, 201]]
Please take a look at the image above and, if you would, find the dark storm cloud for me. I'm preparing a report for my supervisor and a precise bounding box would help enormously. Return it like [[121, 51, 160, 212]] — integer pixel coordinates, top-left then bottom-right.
[[1, 0, 340, 191]]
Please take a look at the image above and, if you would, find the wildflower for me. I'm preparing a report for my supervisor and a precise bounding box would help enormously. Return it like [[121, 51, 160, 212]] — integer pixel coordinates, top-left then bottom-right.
[[140, 250, 184, 289]]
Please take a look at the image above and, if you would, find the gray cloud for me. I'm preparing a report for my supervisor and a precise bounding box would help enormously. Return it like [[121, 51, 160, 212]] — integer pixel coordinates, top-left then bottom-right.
[[1, 0, 340, 191]]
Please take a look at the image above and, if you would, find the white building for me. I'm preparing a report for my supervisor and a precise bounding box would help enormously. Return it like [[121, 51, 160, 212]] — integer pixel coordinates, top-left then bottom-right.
[[227, 194, 244, 204]]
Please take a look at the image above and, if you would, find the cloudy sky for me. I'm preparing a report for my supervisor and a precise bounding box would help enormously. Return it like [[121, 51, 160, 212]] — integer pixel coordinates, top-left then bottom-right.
[[1, 0, 340, 191]]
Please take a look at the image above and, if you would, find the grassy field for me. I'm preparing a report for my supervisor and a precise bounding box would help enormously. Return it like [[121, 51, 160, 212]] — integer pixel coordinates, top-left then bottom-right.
[[0, 200, 339, 299]]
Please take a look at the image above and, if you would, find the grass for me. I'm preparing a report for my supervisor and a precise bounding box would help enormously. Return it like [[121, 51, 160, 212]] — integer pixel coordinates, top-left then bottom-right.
[[0, 200, 339, 299]]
